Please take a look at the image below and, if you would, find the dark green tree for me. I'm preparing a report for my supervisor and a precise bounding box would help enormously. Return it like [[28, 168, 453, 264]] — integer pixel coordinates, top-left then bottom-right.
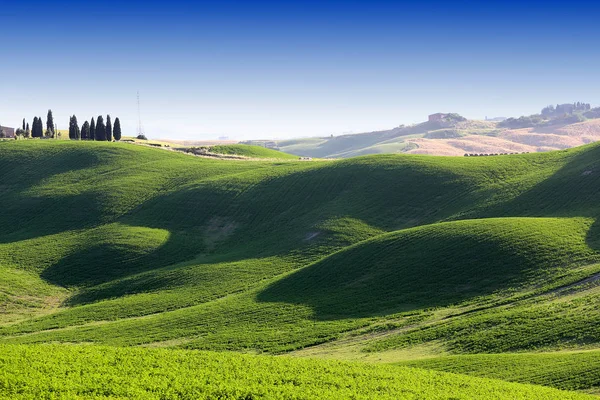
[[22, 118, 25, 131], [95, 115, 106, 141], [69, 115, 80, 140], [90, 117, 96, 141], [25, 122, 30, 138], [81, 121, 90, 140], [46, 110, 54, 137], [113, 117, 122, 141], [31, 117, 42, 138], [39, 117, 44, 137], [106, 115, 112, 141]]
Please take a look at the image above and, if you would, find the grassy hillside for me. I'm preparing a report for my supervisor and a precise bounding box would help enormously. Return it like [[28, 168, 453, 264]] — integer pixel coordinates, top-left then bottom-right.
[[398, 350, 600, 393], [209, 144, 299, 159], [2, 140, 600, 396], [0, 344, 592, 399], [260, 217, 599, 319]]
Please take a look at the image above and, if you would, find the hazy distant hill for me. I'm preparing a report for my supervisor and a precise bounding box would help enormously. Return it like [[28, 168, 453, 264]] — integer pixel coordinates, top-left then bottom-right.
[[243, 105, 600, 158]]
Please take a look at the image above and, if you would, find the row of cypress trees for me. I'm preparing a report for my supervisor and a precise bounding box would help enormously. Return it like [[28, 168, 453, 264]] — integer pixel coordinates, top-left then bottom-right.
[[18, 111, 122, 141], [69, 115, 122, 141], [23, 110, 55, 138]]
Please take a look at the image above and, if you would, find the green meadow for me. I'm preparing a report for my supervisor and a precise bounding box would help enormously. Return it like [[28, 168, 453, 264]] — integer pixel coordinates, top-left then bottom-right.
[[2, 140, 600, 398]]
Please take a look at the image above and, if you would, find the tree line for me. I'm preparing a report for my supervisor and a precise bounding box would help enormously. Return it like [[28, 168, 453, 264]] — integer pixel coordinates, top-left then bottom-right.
[[15, 110, 122, 141], [68, 115, 121, 141]]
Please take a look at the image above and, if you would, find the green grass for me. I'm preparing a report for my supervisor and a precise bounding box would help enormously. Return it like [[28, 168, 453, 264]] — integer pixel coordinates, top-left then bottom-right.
[[398, 350, 600, 393], [0, 344, 592, 399], [259, 217, 599, 319], [2, 140, 600, 397], [209, 144, 299, 159]]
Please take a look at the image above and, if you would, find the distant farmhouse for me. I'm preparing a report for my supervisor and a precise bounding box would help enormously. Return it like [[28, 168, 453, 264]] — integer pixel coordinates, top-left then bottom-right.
[[0, 126, 15, 138], [428, 113, 447, 122]]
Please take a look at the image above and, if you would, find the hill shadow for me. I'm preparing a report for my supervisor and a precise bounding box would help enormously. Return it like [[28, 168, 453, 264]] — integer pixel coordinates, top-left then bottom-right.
[[258, 144, 600, 320], [257, 218, 600, 320], [53, 156, 484, 304], [477, 145, 600, 222], [42, 227, 202, 292], [0, 147, 105, 243]]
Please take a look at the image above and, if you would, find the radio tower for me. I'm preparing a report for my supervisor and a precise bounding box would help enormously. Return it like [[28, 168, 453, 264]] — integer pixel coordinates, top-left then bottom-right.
[[137, 91, 145, 137]]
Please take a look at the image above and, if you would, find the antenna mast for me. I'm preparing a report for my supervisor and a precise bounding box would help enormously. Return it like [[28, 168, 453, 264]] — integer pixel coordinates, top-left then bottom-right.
[[137, 91, 145, 136]]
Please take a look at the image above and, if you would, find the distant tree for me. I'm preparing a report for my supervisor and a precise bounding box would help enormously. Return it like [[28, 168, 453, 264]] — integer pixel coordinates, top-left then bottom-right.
[[444, 113, 467, 122], [46, 110, 54, 137], [38, 117, 44, 137], [95, 115, 106, 141], [106, 115, 112, 141], [74, 116, 80, 139], [0, 126, 5, 138], [69, 115, 80, 140], [81, 121, 90, 140], [31, 118, 37, 137], [90, 117, 96, 141], [541, 105, 555, 116], [31, 117, 43, 138], [113, 117, 122, 141], [22, 118, 25, 131], [25, 122, 30, 138], [136, 134, 148, 140]]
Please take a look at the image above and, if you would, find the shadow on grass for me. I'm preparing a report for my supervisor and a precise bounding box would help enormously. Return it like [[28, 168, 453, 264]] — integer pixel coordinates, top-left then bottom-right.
[[258, 218, 594, 320]]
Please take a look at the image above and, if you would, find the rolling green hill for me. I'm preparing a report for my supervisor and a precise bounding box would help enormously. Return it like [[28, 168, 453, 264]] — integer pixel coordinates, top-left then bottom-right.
[[209, 144, 299, 159], [1, 345, 591, 400], [2, 140, 600, 396], [398, 350, 600, 394]]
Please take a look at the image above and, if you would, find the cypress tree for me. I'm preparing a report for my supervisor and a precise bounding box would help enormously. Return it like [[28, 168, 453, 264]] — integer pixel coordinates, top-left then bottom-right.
[[32, 117, 41, 138], [69, 115, 80, 140], [106, 115, 112, 141], [74, 116, 80, 139], [22, 118, 25, 131], [90, 117, 96, 141], [113, 118, 122, 141], [95, 115, 106, 141], [81, 121, 90, 140], [46, 110, 54, 137], [25, 122, 30, 138]]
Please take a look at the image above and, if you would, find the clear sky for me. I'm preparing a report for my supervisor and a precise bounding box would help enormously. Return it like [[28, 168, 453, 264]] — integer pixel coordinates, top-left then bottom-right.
[[2, 0, 599, 140]]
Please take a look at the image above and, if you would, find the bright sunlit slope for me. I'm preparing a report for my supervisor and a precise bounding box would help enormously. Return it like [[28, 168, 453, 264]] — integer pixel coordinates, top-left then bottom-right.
[[398, 349, 600, 394], [209, 144, 300, 159], [0, 344, 593, 400]]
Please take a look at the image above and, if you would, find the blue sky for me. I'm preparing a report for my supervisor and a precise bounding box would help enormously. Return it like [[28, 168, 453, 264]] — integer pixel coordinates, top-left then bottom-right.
[[2, 0, 600, 139]]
